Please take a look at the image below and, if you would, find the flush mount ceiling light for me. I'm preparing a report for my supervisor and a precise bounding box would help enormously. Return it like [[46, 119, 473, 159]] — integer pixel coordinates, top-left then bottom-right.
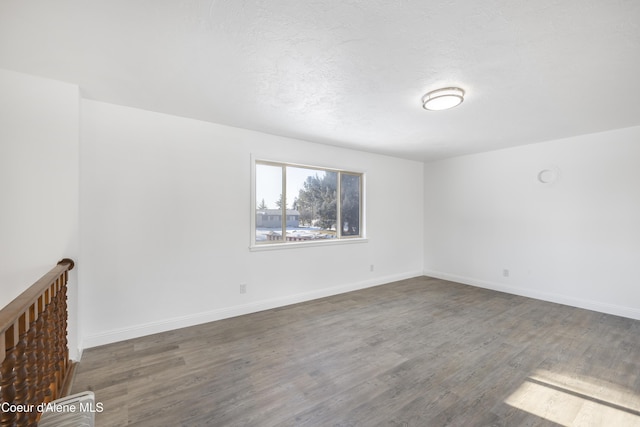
[[422, 87, 465, 111]]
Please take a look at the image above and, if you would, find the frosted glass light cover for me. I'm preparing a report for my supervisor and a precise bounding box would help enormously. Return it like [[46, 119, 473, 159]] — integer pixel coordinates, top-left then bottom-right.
[[422, 87, 465, 111]]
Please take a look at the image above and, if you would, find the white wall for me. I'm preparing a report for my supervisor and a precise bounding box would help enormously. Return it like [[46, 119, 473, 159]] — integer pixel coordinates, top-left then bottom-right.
[[80, 100, 424, 348], [6, 68, 638, 358], [5, 68, 637, 356], [0, 69, 80, 357], [424, 126, 640, 319]]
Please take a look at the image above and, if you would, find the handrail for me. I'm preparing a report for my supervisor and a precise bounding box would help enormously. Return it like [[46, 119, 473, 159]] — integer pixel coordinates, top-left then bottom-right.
[[0, 259, 75, 427], [0, 260, 74, 339]]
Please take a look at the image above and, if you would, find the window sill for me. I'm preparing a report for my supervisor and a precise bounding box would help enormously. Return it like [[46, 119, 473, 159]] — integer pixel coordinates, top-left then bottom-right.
[[249, 237, 369, 252]]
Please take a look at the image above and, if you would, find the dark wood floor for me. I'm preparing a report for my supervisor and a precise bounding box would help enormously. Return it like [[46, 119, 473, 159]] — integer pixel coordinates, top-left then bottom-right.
[[71, 276, 640, 426]]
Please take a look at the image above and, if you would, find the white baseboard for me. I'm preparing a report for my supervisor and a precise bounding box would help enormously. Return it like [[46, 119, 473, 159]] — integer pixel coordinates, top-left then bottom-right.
[[424, 269, 640, 321], [81, 270, 423, 350]]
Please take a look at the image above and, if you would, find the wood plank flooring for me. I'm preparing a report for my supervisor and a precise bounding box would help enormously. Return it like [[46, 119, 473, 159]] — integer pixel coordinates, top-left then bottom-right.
[[71, 276, 640, 426]]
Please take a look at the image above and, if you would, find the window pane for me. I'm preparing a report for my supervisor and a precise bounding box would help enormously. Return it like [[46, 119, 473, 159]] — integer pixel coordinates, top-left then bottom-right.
[[255, 163, 283, 243], [340, 173, 361, 237], [288, 167, 337, 241], [253, 160, 363, 246]]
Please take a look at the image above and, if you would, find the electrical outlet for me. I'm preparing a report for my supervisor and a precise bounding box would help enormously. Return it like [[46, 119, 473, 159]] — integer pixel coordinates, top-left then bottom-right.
[[503, 269, 509, 277], [370, 264, 374, 272], [240, 283, 247, 294]]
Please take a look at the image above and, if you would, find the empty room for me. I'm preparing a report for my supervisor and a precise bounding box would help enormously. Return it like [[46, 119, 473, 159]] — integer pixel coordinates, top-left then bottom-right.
[[1, 1, 639, 426]]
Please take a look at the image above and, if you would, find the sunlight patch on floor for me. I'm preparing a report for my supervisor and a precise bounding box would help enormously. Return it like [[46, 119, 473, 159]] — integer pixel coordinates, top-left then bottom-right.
[[505, 370, 640, 426]]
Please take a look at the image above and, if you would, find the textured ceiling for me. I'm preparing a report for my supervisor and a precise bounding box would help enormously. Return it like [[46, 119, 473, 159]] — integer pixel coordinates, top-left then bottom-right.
[[1, 0, 639, 161]]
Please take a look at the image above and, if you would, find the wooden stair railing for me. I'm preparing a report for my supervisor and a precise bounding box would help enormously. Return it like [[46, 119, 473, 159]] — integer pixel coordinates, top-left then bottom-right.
[[0, 259, 75, 427]]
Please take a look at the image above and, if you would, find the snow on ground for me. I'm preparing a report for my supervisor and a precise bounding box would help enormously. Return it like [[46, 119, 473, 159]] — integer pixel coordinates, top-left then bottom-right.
[[255, 227, 336, 242]]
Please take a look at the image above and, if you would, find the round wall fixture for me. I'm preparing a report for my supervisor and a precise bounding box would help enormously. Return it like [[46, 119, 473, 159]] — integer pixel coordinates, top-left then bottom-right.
[[537, 168, 559, 184], [422, 87, 465, 111]]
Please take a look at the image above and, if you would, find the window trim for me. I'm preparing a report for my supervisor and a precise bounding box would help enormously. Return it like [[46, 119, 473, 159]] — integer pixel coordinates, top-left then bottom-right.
[[250, 156, 367, 250]]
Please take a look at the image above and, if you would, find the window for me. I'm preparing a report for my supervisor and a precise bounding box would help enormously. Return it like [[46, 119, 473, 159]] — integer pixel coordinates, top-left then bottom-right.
[[253, 160, 364, 246]]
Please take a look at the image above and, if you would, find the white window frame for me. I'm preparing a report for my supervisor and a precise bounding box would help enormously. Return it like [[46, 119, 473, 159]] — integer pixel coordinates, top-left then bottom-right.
[[250, 156, 367, 251]]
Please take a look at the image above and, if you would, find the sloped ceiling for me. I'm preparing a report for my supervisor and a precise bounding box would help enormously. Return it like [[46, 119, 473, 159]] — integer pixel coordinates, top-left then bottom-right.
[[1, 0, 639, 161]]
